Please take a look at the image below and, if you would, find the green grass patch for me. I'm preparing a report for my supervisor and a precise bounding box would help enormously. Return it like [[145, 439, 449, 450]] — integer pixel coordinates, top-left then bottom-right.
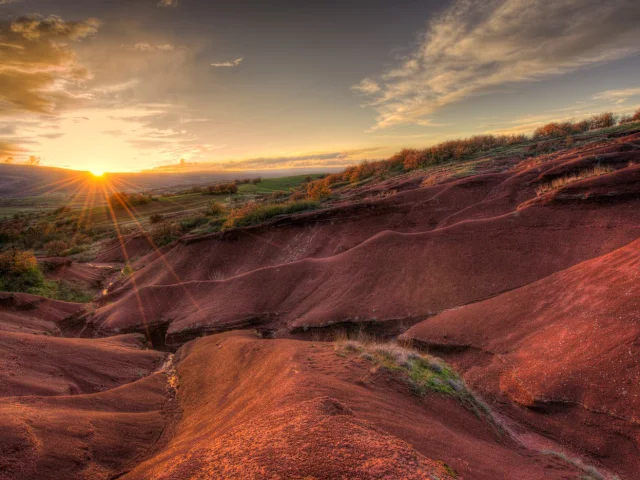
[[224, 200, 319, 229], [237, 174, 325, 194], [337, 340, 496, 423], [31, 279, 95, 303]]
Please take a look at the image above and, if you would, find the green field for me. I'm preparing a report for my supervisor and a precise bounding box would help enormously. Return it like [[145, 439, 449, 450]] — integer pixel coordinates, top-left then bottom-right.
[[238, 174, 325, 194], [0, 173, 326, 226]]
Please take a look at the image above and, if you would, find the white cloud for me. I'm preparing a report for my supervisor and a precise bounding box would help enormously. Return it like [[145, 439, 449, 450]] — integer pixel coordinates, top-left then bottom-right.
[[130, 42, 176, 52], [355, 0, 640, 131], [211, 57, 243, 68], [593, 87, 640, 104], [352, 78, 380, 95], [157, 0, 178, 7]]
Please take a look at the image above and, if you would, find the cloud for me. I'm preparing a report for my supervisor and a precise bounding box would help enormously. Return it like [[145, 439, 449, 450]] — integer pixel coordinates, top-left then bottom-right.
[[355, 0, 640, 130], [211, 57, 243, 68], [202, 147, 385, 171], [0, 141, 24, 160], [593, 87, 640, 104], [129, 42, 176, 52], [0, 15, 100, 115], [352, 78, 380, 95], [157, 0, 178, 7]]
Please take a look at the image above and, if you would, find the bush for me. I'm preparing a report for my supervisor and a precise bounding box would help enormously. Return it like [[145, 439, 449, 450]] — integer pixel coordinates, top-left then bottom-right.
[[150, 222, 182, 246], [179, 215, 209, 232], [588, 112, 616, 130], [0, 250, 45, 293], [290, 191, 307, 201], [204, 201, 225, 216], [203, 183, 238, 195], [108, 192, 152, 209], [224, 200, 319, 229], [149, 213, 164, 224], [44, 240, 69, 256], [307, 181, 331, 200], [620, 109, 640, 124]]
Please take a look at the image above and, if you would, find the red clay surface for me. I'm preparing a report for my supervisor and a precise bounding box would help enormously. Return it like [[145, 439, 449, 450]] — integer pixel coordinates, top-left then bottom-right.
[[39, 257, 118, 290], [123, 331, 580, 480], [404, 237, 640, 478], [89, 136, 640, 350], [0, 292, 85, 335], [2, 132, 640, 478]]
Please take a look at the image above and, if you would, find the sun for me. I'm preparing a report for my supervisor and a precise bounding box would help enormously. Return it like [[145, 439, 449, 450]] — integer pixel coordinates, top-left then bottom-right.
[[89, 169, 105, 177]]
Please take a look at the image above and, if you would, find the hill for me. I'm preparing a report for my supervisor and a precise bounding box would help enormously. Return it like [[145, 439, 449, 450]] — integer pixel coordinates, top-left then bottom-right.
[[1, 121, 640, 479]]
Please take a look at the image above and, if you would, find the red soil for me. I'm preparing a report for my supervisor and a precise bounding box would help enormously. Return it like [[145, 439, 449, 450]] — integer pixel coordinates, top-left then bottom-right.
[[89, 143, 640, 347], [39, 257, 118, 290], [0, 333, 166, 397], [123, 331, 580, 480], [95, 233, 157, 263], [403, 237, 640, 478], [0, 292, 84, 335], [2, 132, 640, 478], [0, 373, 169, 480]]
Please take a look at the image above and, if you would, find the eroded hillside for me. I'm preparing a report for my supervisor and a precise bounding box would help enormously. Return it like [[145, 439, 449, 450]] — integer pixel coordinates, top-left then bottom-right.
[[2, 129, 640, 479]]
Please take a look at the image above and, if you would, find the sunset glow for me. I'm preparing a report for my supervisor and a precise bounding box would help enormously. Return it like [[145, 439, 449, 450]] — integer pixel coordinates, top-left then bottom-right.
[[1, 1, 639, 173]]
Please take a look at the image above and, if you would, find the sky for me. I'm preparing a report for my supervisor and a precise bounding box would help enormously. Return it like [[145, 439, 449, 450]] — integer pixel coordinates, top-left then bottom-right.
[[1, 0, 640, 173]]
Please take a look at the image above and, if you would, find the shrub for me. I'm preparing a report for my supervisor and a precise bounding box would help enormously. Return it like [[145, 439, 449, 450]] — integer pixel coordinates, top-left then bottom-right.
[[307, 181, 331, 200], [269, 190, 288, 200], [224, 200, 319, 229], [290, 191, 307, 201], [179, 215, 209, 232], [44, 240, 69, 256], [149, 213, 165, 224], [620, 109, 640, 124], [588, 112, 616, 130], [204, 183, 238, 195], [0, 250, 45, 293], [108, 192, 152, 209], [71, 233, 91, 246], [150, 222, 182, 246], [204, 201, 225, 216]]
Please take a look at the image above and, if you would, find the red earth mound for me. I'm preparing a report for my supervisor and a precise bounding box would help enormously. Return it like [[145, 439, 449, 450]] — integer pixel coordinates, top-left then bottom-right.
[[403, 238, 640, 478], [123, 331, 581, 480], [0, 292, 85, 335], [89, 134, 640, 348], [88, 169, 640, 347], [0, 333, 167, 397], [39, 257, 118, 291], [3, 133, 640, 479], [0, 373, 170, 480], [95, 233, 157, 263]]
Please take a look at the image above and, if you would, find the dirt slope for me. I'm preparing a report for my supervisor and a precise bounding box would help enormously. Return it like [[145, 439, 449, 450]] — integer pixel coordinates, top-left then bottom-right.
[[403, 238, 640, 478], [0, 292, 85, 335], [89, 167, 640, 347], [2, 132, 640, 479], [124, 331, 580, 480]]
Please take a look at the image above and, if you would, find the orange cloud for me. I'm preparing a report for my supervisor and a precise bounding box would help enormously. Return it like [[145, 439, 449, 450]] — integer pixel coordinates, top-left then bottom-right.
[[0, 15, 99, 115]]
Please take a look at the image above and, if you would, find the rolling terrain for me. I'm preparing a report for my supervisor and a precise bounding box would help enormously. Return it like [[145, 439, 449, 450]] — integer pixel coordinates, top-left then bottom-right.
[[1, 127, 640, 479]]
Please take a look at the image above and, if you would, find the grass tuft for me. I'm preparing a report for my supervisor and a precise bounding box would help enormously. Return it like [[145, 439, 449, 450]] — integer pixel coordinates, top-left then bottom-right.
[[535, 165, 614, 196]]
